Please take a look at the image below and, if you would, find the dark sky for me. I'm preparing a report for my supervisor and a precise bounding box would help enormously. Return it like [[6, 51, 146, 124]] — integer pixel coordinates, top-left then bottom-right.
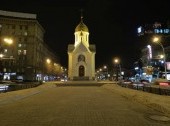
[[0, 0, 170, 69]]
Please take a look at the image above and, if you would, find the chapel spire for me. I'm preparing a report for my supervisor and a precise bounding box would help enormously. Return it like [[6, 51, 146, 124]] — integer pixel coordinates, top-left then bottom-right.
[[80, 9, 83, 22], [75, 9, 89, 32]]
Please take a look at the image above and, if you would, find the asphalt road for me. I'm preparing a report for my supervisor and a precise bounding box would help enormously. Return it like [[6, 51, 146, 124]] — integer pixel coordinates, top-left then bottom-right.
[[0, 82, 169, 126]]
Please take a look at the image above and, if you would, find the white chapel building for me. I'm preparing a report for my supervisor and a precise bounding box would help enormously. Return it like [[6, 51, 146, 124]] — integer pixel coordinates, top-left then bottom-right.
[[67, 16, 96, 80]]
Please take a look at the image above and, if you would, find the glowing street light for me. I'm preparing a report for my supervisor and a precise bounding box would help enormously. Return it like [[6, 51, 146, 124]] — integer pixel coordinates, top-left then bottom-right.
[[153, 36, 167, 79], [0, 37, 13, 49], [0, 37, 13, 80], [0, 37, 13, 56], [113, 58, 121, 81], [3, 38, 13, 45], [114, 58, 119, 64], [103, 65, 108, 79], [46, 58, 51, 64], [0, 54, 3, 58], [103, 65, 107, 70]]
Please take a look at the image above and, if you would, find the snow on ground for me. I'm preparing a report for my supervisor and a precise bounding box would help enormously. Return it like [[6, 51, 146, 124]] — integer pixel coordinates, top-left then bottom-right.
[[102, 83, 170, 116], [0, 81, 170, 117], [0, 83, 55, 103]]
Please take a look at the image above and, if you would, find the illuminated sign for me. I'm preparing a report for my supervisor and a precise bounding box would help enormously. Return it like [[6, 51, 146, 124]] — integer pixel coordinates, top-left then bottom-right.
[[159, 82, 169, 86], [147, 45, 152, 59], [137, 26, 142, 33], [154, 29, 170, 34], [137, 26, 144, 36], [166, 62, 170, 70]]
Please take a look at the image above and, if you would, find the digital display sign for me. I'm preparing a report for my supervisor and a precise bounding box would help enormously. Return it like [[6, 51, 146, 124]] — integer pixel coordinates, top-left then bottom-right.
[[154, 29, 170, 34]]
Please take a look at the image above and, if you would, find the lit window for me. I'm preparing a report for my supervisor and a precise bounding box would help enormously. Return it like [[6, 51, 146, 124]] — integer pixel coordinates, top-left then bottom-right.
[[4, 49, 7, 53], [78, 55, 85, 62], [3, 68, 6, 72], [18, 50, 21, 55], [18, 44, 22, 47], [23, 50, 27, 55], [10, 56, 13, 59], [24, 32, 27, 36]]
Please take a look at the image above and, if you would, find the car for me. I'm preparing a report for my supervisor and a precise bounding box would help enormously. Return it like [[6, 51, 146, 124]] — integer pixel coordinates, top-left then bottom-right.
[[60, 78, 67, 82], [123, 79, 132, 84], [140, 79, 149, 83], [0, 81, 12, 92], [132, 82, 144, 89], [0, 85, 9, 91]]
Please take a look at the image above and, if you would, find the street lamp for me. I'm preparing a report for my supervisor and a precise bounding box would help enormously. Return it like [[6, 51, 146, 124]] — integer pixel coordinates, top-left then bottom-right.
[[0, 37, 13, 80], [0, 37, 13, 56], [103, 65, 108, 79], [153, 37, 167, 79], [0, 54, 3, 58], [46, 58, 51, 64], [3, 38, 13, 45], [113, 58, 121, 81]]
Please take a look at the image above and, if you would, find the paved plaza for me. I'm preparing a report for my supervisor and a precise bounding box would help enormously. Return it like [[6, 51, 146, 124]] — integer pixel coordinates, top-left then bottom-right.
[[0, 81, 169, 126]]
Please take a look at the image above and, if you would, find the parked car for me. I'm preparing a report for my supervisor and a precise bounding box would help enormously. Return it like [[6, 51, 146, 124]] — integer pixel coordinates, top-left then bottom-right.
[[0, 81, 14, 92], [132, 82, 144, 89], [123, 79, 133, 84], [60, 78, 67, 82], [140, 79, 149, 83]]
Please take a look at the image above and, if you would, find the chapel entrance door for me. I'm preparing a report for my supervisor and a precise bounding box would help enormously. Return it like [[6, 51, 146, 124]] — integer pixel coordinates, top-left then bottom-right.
[[79, 65, 84, 77]]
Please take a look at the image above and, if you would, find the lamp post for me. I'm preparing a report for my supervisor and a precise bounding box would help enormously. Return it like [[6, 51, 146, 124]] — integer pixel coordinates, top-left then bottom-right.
[[99, 68, 102, 80], [113, 58, 120, 81], [46, 58, 51, 81], [103, 65, 108, 79], [0, 37, 13, 80], [153, 37, 167, 79]]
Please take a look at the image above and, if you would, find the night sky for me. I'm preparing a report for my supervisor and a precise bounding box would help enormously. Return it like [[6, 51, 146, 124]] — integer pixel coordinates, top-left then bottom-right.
[[0, 0, 170, 69]]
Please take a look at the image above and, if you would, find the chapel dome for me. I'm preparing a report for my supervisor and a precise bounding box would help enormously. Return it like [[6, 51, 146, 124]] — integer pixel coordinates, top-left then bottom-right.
[[75, 18, 89, 32]]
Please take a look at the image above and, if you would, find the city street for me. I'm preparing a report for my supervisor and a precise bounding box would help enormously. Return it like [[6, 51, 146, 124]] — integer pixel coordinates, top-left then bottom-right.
[[0, 81, 169, 126]]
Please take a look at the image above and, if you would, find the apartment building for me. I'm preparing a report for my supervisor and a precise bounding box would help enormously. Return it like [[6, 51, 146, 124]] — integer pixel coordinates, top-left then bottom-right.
[[0, 10, 60, 81]]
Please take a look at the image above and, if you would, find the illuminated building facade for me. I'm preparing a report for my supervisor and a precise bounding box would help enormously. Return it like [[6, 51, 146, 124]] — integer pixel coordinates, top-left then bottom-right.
[[137, 21, 170, 80], [137, 21, 170, 36], [68, 16, 96, 80], [0, 10, 60, 81]]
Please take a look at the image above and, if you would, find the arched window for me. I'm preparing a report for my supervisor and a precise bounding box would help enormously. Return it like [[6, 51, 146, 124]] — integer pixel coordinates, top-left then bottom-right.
[[78, 55, 85, 62]]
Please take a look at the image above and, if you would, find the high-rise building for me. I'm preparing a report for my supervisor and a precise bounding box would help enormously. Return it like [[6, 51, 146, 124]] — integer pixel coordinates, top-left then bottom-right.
[[0, 10, 60, 81]]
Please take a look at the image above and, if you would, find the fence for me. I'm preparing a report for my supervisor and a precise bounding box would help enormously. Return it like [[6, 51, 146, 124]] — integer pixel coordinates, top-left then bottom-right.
[[0, 82, 42, 93], [118, 82, 170, 96]]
